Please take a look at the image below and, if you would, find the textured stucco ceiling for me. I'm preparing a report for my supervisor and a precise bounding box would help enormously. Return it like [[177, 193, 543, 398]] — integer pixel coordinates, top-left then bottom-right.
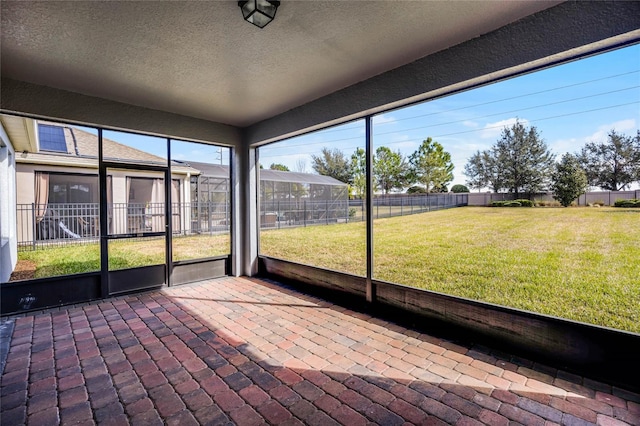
[[1, 1, 560, 127]]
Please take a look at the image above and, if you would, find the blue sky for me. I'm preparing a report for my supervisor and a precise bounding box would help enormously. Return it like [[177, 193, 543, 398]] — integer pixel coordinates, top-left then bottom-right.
[[78, 128, 230, 166], [80, 43, 639, 190], [259, 43, 640, 190]]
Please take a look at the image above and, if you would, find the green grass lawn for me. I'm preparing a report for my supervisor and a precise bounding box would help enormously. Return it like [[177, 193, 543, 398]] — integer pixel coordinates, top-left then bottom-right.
[[16, 234, 230, 278], [260, 207, 640, 333]]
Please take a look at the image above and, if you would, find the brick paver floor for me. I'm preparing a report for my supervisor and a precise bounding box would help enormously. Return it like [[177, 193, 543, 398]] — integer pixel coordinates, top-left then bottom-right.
[[1, 276, 639, 425]]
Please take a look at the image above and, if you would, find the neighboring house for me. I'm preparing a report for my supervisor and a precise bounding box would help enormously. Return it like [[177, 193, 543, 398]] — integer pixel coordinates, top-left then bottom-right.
[[180, 161, 349, 227], [4, 118, 349, 257], [14, 121, 199, 248]]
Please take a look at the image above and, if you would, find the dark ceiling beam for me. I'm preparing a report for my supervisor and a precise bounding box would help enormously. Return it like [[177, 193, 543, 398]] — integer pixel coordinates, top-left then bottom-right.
[[0, 78, 242, 147]]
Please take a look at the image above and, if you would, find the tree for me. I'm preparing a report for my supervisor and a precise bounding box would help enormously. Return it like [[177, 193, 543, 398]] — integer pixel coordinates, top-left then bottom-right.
[[407, 138, 454, 193], [350, 148, 367, 199], [464, 150, 501, 192], [551, 153, 588, 207], [451, 184, 470, 193], [493, 121, 555, 197], [406, 185, 427, 194], [269, 163, 290, 171], [374, 147, 409, 194], [311, 147, 352, 184], [433, 183, 449, 193], [294, 159, 307, 173], [577, 130, 640, 191]]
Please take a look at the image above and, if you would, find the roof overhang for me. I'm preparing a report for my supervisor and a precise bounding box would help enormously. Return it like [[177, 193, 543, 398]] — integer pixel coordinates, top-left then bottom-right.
[[0, 115, 37, 152]]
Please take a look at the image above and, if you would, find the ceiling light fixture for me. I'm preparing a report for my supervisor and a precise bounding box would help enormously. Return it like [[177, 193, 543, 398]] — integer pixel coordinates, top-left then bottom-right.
[[238, 0, 280, 29]]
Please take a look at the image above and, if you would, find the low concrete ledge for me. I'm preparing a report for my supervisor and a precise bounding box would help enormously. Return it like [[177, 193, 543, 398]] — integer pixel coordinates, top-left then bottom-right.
[[259, 256, 366, 298], [258, 256, 640, 392]]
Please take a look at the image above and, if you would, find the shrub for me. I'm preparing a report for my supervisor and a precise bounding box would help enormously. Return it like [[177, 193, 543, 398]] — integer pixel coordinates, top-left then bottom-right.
[[514, 199, 534, 207], [348, 208, 357, 218], [614, 199, 640, 208], [489, 199, 533, 207], [534, 199, 561, 207], [451, 184, 470, 193]]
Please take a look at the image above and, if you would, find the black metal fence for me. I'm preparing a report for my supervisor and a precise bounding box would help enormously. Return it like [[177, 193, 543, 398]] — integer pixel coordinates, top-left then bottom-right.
[[16, 202, 230, 250], [17, 203, 100, 249], [260, 193, 468, 229], [17, 194, 468, 249]]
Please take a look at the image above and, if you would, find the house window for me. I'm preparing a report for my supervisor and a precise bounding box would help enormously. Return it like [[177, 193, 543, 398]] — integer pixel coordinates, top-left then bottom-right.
[[38, 124, 67, 153], [48, 173, 98, 204]]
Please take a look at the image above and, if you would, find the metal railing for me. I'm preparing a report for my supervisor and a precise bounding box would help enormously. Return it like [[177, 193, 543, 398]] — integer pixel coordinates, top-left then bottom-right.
[[17, 202, 231, 250], [16, 203, 100, 250], [17, 194, 468, 249]]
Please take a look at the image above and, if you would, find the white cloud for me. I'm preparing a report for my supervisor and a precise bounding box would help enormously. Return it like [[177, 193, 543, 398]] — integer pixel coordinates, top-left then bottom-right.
[[549, 138, 580, 155], [585, 119, 636, 143], [373, 114, 397, 125], [480, 118, 529, 139], [549, 119, 638, 155], [462, 120, 479, 128]]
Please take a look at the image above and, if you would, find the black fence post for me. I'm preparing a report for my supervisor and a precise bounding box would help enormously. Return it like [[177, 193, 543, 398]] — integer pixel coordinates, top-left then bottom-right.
[[31, 203, 37, 250]]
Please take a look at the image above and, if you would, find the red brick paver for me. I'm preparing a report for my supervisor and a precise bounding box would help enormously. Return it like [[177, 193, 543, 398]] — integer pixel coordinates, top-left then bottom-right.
[[1, 276, 639, 425]]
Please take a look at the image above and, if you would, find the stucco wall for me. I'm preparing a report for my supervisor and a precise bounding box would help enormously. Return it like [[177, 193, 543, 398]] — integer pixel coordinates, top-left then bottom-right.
[[0, 123, 17, 283], [14, 162, 191, 244]]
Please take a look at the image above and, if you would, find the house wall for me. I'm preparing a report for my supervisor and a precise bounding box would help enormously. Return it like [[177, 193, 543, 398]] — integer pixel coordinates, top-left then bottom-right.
[[15, 163, 190, 242], [15, 163, 98, 244], [0, 122, 17, 283]]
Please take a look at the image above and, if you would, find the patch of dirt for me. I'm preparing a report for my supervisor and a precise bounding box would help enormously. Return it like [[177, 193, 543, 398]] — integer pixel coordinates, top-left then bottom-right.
[[9, 260, 36, 281]]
